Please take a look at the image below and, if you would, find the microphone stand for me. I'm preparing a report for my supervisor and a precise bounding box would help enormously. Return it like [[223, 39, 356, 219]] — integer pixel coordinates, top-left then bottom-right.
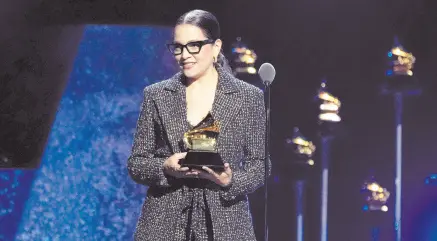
[[263, 80, 272, 241]]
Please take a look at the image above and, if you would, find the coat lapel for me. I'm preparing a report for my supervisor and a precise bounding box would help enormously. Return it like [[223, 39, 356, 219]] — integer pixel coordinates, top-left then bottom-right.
[[211, 68, 242, 135], [154, 73, 189, 153]]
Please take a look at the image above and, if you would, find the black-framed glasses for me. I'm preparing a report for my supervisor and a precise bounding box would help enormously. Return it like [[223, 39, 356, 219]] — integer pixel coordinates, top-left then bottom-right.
[[167, 39, 215, 55]]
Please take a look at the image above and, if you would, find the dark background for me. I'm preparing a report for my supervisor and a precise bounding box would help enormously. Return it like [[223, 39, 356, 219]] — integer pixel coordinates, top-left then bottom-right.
[[2, 0, 437, 240]]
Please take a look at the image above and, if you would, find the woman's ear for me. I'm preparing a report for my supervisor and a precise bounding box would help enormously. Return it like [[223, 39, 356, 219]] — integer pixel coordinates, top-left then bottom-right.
[[214, 39, 223, 57]]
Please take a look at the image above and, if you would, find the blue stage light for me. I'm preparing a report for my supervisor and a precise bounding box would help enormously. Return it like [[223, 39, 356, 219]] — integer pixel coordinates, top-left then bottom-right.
[[10, 25, 177, 241]]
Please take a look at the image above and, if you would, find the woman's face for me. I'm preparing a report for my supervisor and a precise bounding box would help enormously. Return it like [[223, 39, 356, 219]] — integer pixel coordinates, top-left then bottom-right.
[[172, 24, 221, 80]]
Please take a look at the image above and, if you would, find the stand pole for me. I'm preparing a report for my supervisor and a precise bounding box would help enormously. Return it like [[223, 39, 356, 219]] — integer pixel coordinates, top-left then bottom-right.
[[296, 180, 305, 241], [394, 93, 403, 241], [372, 227, 380, 241], [263, 81, 272, 241], [320, 137, 332, 241]]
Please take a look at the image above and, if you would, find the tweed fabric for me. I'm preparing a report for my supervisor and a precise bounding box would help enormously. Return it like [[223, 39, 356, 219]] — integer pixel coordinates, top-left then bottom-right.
[[127, 66, 270, 241], [181, 113, 215, 241]]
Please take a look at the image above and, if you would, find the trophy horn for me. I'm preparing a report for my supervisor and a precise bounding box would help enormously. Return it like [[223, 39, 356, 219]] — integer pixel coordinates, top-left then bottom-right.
[[183, 121, 220, 150]]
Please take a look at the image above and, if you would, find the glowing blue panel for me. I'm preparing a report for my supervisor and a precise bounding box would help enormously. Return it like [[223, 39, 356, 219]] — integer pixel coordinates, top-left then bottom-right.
[[0, 170, 34, 241], [14, 25, 177, 241]]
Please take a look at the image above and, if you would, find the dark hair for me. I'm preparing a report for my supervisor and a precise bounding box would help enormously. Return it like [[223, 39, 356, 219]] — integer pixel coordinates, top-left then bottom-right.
[[175, 9, 233, 73]]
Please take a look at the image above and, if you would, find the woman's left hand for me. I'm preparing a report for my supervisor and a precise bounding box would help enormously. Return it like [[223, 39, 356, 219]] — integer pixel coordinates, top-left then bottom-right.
[[196, 163, 232, 187]]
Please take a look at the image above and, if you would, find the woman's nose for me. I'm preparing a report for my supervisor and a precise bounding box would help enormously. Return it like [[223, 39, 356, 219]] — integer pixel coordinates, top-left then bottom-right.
[[181, 47, 191, 59]]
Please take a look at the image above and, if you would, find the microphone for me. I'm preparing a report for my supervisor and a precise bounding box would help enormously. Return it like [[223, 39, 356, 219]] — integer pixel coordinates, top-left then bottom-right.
[[258, 62, 275, 241], [258, 63, 276, 86]]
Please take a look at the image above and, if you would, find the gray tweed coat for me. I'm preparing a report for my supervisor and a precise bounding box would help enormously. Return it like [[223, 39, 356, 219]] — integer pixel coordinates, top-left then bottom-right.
[[128, 67, 270, 241]]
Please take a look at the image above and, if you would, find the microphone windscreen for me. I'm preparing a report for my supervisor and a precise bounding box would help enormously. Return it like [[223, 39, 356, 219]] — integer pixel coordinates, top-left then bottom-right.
[[258, 63, 276, 84]]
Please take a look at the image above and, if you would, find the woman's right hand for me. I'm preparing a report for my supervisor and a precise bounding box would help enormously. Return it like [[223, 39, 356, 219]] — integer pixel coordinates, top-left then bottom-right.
[[163, 152, 199, 178]]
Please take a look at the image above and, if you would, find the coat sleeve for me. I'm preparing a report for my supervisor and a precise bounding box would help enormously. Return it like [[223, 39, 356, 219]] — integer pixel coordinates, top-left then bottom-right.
[[127, 88, 174, 187], [220, 88, 271, 200]]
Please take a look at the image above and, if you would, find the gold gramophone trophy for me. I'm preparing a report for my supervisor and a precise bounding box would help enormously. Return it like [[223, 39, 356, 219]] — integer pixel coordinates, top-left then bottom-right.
[[382, 37, 421, 94], [180, 121, 224, 172]]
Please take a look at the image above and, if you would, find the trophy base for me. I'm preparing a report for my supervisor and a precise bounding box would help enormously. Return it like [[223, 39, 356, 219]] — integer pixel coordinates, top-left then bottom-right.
[[180, 151, 224, 172], [381, 75, 422, 96]]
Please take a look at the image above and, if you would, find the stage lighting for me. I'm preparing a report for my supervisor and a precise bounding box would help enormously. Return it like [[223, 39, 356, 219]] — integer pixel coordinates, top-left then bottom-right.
[[361, 178, 390, 212], [287, 127, 316, 166], [231, 37, 258, 75], [317, 80, 341, 123]]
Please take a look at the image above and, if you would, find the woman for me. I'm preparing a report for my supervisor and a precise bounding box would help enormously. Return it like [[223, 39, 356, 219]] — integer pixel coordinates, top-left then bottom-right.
[[128, 9, 270, 241]]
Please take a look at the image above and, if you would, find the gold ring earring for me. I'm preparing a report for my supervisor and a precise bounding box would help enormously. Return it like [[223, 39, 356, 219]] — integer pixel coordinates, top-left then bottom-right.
[[213, 56, 217, 63]]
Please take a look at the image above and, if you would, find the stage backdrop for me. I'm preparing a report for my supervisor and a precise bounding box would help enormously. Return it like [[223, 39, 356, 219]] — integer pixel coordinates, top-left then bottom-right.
[[0, 25, 178, 241]]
